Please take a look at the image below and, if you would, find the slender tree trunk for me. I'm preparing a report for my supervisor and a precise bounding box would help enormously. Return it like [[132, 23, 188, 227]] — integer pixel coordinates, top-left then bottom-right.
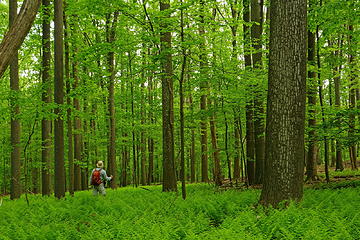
[[179, 0, 187, 199], [348, 24, 357, 170], [54, 0, 66, 199], [147, 60, 154, 185], [9, 0, 21, 200], [230, 1, 240, 182], [106, 12, 119, 189], [306, 30, 318, 182], [189, 93, 196, 183], [334, 38, 343, 171], [64, 8, 73, 196], [199, 0, 209, 183], [128, 53, 137, 187], [252, 0, 265, 185], [160, 0, 177, 192], [260, 0, 307, 207], [72, 40, 82, 192], [243, 0, 255, 185]]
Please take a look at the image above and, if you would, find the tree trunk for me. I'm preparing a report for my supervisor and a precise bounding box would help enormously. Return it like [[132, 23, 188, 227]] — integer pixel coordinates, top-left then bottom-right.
[[72, 38, 82, 192], [160, 1, 177, 192], [106, 12, 119, 189], [306, 30, 318, 181], [147, 61, 154, 185], [9, 0, 22, 200], [179, 0, 187, 199], [64, 8, 73, 196], [189, 94, 196, 183], [243, 0, 255, 185], [230, 1, 240, 182], [252, 0, 265, 185], [199, 0, 209, 183], [54, 0, 66, 199], [0, 0, 41, 78], [334, 38, 343, 171], [260, 0, 307, 207], [348, 24, 357, 170]]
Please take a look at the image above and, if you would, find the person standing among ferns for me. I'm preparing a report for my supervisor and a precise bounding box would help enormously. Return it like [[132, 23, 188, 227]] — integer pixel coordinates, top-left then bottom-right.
[[89, 161, 113, 196]]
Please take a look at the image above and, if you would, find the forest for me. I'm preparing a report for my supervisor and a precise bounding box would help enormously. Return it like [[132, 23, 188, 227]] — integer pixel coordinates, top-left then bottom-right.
[[0, 0, 359, 239]]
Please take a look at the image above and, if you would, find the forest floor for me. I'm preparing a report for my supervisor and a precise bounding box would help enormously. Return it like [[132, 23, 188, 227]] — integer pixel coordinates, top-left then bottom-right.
[[1, 171, 360, 239]]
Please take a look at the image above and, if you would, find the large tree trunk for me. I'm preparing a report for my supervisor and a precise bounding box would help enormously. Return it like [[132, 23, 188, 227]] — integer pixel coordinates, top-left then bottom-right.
[[251, 0, 265, 185], [306, 30, 318, 181], [160, 1, 177, 192], [54, 0, 66, 199], [10, 0, 22, 200], [41, 0, 52, 196], [0, 0, 41, 78], [260, 0, 307, 207]]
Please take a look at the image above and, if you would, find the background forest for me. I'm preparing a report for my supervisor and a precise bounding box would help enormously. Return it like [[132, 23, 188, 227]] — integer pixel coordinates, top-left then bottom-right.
[[0, 0, 359, 201]]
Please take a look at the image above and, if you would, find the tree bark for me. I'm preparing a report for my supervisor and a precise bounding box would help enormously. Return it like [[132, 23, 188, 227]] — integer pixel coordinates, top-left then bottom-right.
[[160, 0, 177, 192], [0, 0, 41, 78], [54, 0, 66, 199], [260, 0, 307, 207], [10, 0, 22, 200]]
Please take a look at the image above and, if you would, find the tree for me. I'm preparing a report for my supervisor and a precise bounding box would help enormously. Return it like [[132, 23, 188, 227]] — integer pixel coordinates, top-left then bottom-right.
[[243, 0, 255, 185], [41, 0, 51, 196], [160, 0, 177, 192], [260, 0, 307, 206], [54, 0, 65, 199], [251, 0, 265, 185], [0, 0, 41, 78], [9, 0, 21, 200], [306, 27, 318, 182], [199, 0, 209, 183], [106, 11, 119, 189]]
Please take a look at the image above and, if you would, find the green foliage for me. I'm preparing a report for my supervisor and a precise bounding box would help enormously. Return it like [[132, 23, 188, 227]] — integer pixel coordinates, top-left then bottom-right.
[[0, 184, 359, 239]]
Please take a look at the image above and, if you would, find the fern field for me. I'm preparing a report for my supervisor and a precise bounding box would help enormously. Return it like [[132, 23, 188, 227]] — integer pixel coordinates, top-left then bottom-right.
[[0, 183, 359, 240]]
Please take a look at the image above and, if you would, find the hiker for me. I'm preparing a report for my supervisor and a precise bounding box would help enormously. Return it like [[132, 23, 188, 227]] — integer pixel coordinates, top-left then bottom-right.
[[89, 161, 113, 196]]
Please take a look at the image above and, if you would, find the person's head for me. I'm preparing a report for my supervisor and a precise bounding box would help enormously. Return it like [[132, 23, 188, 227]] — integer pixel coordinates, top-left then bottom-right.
[[96, 161, 104, 168]]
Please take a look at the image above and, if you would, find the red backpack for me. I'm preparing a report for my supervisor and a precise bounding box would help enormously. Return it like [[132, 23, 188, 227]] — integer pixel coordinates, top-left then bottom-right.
[[91, 169, 102, 186]]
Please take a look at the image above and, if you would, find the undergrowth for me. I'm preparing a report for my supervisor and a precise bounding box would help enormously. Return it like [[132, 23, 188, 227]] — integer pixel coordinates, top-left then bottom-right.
[[0, 183, 359, 239]]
